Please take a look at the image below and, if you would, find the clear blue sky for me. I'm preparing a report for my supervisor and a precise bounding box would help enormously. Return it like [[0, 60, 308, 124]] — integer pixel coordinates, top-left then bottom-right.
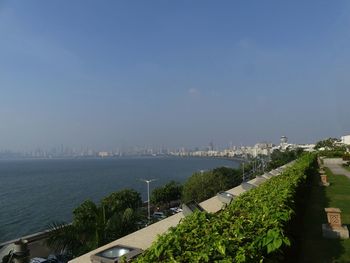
[[1, 1, 349, 151]]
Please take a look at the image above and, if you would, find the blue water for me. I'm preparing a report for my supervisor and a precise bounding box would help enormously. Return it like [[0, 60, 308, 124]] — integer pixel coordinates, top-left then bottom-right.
[[0, 156, 239, 243]]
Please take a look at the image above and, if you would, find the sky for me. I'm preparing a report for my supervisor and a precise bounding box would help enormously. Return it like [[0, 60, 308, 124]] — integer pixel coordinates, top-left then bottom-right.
[[1, 1, 350, 151]]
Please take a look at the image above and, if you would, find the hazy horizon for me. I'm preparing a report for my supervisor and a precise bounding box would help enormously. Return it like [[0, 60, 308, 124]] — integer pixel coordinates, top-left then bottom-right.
[[1, 1, 350, 151]]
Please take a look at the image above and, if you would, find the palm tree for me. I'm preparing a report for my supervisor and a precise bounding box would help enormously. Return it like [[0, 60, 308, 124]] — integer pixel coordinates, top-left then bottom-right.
[[46, 189, 142, 257]]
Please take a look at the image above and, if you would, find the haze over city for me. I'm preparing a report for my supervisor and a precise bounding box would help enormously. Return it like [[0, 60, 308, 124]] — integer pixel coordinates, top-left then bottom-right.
[[1, 1, 350, 152]]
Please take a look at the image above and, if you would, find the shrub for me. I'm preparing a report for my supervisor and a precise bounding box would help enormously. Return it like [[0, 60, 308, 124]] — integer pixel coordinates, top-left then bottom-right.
[[182, 167, 242, 203], [136, 153, 316, 262]]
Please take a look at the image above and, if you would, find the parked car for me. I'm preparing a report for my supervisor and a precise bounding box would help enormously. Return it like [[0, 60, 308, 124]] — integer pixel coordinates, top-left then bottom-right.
[[169, 207, 183, 214], [152, 212, 166, 220]]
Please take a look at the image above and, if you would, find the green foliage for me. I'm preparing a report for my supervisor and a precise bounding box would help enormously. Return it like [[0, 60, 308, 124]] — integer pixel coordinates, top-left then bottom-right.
[[267, 149, 303, 170], [315, 137, 347, 158], [182, 166, 242, 203], [136, 153, 316, 262], [101, 188, 142, 215], [150, 181, 182, 207], [343, 152, 350, 161], [46, 189, 142, 257], [294, 164, 350, 262], [344, 161, 350, 170], [315, 137, 340, 149], [318, 149, 347, 158]]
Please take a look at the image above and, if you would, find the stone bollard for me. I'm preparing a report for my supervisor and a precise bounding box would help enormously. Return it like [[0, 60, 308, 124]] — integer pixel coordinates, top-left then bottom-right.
[[320, 174, 330, 186], [322, 208, 349, 239], [325, 208, 342, 228], [13, 239, 30, 263]]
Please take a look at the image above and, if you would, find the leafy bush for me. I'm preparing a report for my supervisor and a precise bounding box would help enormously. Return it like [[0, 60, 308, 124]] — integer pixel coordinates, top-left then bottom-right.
[[182, 166, 242, 203], [267, 148, 303, 170], [151, 181, 183, 207], [319, 150, 346, 158], [343, 153, 350, 161], [47, 189, 142, 257], [135, 153, 316, 262], [315, 137, 340, 149]]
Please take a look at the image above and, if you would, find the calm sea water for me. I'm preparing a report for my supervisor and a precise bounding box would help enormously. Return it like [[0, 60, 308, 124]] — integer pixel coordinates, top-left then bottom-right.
[[0, 156, 239, 243]]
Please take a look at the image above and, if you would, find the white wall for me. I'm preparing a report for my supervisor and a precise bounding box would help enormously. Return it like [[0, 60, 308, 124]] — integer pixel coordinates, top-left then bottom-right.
[[341, 135, 350, 145]]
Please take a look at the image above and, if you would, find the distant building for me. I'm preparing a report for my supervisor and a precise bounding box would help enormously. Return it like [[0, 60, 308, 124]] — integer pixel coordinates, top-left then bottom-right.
[[297, 144, 315, 152], [252, 142, 273, 157], [280, 136, 288, 144], [280, 136, 289, 151], [341, 135, 350, 145], [208, 141, 214, 151], [98, 151, 109, 158]]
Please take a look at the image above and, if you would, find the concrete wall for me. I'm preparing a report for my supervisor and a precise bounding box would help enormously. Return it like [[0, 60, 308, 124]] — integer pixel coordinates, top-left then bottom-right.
[[0, 230, 53, 260]]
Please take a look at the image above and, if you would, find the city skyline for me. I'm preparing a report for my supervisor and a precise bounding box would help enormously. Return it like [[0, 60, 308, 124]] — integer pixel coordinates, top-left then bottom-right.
[[0, 135, 314, 158], [1, 1, 350, 151]]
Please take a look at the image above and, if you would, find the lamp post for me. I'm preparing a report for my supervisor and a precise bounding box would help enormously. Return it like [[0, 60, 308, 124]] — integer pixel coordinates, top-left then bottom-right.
[[242, 162, 245, 182], [140, 179, 157, 222]]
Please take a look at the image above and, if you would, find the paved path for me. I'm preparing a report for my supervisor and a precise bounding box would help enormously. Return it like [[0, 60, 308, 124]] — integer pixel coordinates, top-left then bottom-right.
[[323, 158, 350, 179]]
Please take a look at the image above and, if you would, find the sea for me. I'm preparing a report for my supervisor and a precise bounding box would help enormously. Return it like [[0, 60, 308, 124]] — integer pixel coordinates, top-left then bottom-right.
[[0, 156, 240, 243]]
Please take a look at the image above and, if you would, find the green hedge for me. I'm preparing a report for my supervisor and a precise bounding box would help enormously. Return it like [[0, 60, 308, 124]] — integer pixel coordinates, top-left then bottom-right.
[[135, 153, 316, 262]]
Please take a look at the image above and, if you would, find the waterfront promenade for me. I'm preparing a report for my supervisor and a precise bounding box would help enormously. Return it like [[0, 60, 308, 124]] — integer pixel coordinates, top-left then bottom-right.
[[324, 158, 350, 180]]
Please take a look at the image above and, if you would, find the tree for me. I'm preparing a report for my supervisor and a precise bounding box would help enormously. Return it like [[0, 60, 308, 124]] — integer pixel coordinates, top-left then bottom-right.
[[182, 167, 242, 203], [101, 188, 142, 215], [267, 149, 303, 170], [150, 181, 182, 207], [315, 138, 340, 149], [47, 189, 142, 257]]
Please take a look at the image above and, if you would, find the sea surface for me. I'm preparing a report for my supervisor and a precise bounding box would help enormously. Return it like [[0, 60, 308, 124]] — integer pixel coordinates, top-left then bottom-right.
[[0, 156, 239, 243]]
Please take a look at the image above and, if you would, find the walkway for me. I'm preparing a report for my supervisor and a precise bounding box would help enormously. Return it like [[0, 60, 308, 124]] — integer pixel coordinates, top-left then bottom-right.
[[323, 158, 350, 179]]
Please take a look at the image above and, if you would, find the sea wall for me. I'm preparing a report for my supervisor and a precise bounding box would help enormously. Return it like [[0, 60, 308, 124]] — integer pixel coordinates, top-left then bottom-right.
[[0, 230, 53, 260]]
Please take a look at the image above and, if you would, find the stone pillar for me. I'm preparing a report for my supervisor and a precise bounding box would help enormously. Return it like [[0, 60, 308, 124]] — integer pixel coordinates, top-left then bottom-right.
[[325, 208, 342, 228], [319, 169, 329, 186], [322, 208, 349, 239], [13, 239, 30, 263], [320, 174, 330, 186]]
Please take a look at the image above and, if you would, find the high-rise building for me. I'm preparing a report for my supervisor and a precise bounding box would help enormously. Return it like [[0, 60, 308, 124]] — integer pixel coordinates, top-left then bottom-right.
[[280, 136, 288, 144], [209, 141, 214, 151]]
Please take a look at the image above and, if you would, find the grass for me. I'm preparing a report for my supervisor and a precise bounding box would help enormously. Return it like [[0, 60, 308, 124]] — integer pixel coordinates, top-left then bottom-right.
[[291, 166, 350, 263], [342, 165, 350, 173]]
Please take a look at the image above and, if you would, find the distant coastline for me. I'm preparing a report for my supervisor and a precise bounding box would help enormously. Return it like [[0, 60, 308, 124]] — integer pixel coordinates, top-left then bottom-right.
[[0, 154, 246, 162]]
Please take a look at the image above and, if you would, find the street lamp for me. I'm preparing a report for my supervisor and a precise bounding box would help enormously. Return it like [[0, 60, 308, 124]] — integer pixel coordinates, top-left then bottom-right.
[[140, 178, 157, 222], [242, 162, 245, 182]]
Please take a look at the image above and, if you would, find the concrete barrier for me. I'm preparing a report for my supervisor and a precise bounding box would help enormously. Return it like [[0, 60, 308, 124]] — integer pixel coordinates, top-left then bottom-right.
[[0, 230, 54, 260]]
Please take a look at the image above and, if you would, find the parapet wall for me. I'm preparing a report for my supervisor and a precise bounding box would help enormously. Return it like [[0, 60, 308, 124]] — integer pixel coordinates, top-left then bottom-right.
[[0, 230, 53, 260]]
